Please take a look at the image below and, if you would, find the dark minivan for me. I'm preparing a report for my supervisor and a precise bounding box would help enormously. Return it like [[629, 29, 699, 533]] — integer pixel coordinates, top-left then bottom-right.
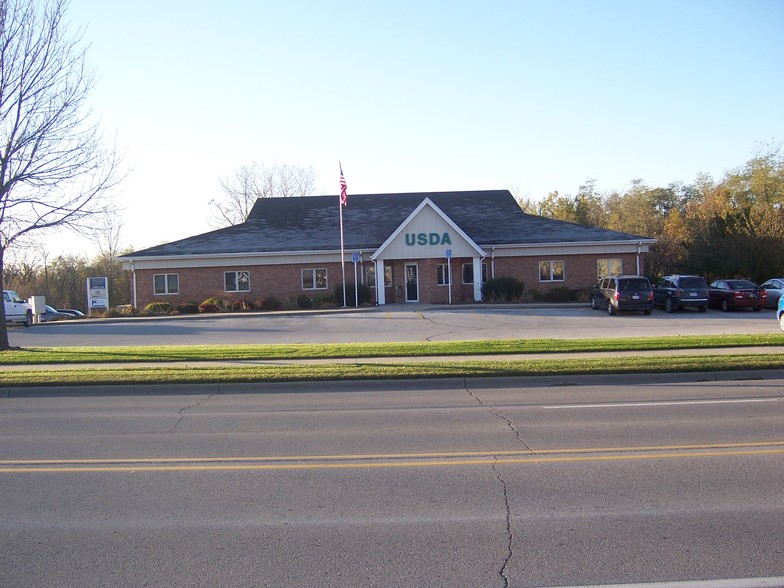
[[590, 275, 654, 315], [653, 274, 709, 313]]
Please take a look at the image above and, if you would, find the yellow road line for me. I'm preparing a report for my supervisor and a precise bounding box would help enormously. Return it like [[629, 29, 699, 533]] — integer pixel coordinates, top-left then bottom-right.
[[3, 440, 783, 466], [2, 447, 783, 474]]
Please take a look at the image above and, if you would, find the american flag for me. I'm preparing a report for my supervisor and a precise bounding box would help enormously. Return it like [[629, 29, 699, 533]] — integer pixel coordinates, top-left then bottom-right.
[[339, 163, 348, 206]]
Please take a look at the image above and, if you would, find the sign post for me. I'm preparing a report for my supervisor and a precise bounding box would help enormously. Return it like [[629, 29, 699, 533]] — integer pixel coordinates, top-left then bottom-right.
[[87, 277, 109, 317], [351, 252, 359, 307]]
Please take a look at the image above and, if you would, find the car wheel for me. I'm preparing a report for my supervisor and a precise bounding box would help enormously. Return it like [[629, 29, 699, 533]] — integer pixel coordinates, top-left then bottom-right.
[[607, 300, 616, 316], [643, 309, 652, 315], [698, 305, 706, 313], [665, 297, 674, 313], [721, 299, 730, 312], [753, 306, 762, 312], [23, 310, 32, 327], [590, 296, 598, 310]]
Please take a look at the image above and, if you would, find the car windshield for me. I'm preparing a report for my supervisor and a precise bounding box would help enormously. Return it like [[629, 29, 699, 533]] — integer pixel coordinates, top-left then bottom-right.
[[620, 279, 650, 291], [727, 280, 756, 290], [679, 277, 705, 288]]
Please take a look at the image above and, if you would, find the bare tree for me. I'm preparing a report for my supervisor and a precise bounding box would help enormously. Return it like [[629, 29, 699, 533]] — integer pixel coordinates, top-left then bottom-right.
[[208, 162, 318, 228], [0, 0, 123, 349]]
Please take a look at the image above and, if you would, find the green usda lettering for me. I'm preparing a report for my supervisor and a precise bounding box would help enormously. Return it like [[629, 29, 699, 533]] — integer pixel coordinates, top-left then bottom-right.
[[405, 232, 452, 246]]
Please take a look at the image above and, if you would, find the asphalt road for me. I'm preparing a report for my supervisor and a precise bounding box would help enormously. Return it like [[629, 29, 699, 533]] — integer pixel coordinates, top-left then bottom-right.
[[8, 304, 782, 347], [2, 377, 783, 587]]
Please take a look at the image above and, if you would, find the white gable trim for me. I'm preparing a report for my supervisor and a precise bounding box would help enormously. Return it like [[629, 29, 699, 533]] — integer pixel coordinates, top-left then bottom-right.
[[371, 197, 485, 261]]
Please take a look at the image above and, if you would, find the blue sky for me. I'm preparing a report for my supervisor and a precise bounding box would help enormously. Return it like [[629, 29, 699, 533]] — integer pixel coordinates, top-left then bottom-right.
[[61, 0, 783, 255]]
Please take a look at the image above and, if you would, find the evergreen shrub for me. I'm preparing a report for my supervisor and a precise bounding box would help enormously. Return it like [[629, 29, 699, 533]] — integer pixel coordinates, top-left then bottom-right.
[[260, 297, 282, 311], [333, 283, 371, 307], [482, 277, 524, 302]]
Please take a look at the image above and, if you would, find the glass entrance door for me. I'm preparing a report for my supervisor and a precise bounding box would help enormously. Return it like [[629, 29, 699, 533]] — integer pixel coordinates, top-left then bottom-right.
[[405, 263, 419, 302]]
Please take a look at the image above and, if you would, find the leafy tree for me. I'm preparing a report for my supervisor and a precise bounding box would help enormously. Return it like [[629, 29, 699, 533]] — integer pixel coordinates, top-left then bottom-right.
[[0, 0, 122, 349], [537, 191, 579, 223]]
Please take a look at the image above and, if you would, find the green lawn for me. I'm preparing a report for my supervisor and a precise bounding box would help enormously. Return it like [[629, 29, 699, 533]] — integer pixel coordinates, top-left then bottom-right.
[[2, 333, 782, 365], [1, 334, 783, 387]]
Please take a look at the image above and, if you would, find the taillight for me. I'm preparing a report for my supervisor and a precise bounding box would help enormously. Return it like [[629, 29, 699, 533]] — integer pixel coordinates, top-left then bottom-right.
[[614, 292, 620, 301]]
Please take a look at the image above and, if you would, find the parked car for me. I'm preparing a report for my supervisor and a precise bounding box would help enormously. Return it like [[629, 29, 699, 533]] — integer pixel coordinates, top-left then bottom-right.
[[3, 290, 32, 327], [778, 295, 784, 331], [760, 278, 784, 309], [57, 308, 85, 318], [653, 275, 709, 313], [590, 275, 653, 315], [708, 279, 767, 312], [37, 305, 75, 322]]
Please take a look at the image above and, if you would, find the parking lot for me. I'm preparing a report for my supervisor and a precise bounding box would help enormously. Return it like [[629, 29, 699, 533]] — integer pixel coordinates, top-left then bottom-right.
[[7, 304, 781, 347]]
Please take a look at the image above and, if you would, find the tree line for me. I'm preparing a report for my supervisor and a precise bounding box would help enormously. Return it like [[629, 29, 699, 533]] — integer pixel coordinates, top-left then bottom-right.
[[517, 144, 784, 285]]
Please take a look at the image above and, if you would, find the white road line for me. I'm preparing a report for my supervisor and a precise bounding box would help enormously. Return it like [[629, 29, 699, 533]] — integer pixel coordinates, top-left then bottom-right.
[[543, 398, 779, 409], [548, 576, 784, 587]]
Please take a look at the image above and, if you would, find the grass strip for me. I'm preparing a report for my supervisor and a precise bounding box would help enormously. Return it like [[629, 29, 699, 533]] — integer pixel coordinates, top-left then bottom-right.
[[3, 354, 784, 387], [2, 333, 783, 365]]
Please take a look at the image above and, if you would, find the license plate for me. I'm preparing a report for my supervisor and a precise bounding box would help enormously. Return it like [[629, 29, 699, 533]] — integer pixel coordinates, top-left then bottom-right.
[[689, 292, 697, 296], [632, 295, 640, 300]]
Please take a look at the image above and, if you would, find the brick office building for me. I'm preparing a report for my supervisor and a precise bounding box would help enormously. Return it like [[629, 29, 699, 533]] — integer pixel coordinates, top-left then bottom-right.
[[119, 190, 655, 309]]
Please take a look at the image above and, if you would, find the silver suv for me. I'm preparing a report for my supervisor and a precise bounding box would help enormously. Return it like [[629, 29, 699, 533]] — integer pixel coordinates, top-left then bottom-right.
[[653, 275, 708, 313]]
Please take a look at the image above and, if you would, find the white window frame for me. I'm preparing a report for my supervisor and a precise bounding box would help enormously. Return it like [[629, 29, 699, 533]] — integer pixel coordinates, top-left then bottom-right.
[[224, 271, 250, 292], [302, 268, 328, 290], [597, 258, 622, 278], [436, 263, 451, 286], [366, 266, 392, 288], [462, 262, 488, 285], [539, 260, 565, 282], [153, 273, 179, 295]]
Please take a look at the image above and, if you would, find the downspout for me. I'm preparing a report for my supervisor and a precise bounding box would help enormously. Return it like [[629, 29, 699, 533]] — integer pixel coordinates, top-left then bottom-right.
[[636, 242, 642, 275], [130, 259, 137, 309]]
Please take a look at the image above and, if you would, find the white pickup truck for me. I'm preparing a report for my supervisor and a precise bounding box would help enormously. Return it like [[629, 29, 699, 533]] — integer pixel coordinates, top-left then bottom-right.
[[3, 290, 32, 327]]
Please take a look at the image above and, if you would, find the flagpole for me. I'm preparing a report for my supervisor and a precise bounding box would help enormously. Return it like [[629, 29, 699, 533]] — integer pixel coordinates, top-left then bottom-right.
[[339, 163, 348, 308], [339, 193, 347, 307]]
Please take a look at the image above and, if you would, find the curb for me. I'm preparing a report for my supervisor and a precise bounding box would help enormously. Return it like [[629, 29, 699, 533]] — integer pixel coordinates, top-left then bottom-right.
[[5, 369, 784, 398]]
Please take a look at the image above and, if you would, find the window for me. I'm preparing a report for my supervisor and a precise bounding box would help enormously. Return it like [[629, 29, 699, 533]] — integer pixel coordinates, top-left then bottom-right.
[[597, 258, 622, 278], [366, 266, 392, 288], [436, 264, 451, 286], [153, 273, 179, 295], [302, 268, 327, 290], [462, 262, 488, 285], [225, 271, 250, 292], [539, 261, 564, 282]]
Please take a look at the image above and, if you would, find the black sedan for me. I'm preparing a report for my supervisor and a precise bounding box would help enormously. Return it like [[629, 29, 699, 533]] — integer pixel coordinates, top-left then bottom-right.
[[708, 279, 767, 312]]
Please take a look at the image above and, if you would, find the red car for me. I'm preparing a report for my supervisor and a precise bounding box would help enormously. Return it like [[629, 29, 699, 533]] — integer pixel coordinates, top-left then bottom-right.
[[708, 279, 767, 312]]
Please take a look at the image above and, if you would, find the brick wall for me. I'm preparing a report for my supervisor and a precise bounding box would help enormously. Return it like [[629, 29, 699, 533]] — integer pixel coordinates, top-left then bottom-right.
[[130, 252, 646, 309]]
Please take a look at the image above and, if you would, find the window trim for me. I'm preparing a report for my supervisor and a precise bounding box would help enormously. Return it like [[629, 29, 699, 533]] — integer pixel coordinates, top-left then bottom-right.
[[538, 260, 565, 283], [597, 258, 623, 279], [224, 270, 250, 293], [462, 262, 488, 285], [301, 268, 328, 290], [436, 263, 451, 286], [153, 273, 179, 295]]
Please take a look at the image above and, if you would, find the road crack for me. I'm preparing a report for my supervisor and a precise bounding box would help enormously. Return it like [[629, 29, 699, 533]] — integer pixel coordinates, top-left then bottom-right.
[[464, 381, 535, 453], [493, 461, 513, 588], [465, 381, 530, 587], [166, 393, 215, 433]]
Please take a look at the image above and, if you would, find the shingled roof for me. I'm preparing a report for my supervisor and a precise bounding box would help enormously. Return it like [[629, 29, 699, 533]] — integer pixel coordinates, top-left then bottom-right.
[[124, 190, 652, 258]]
